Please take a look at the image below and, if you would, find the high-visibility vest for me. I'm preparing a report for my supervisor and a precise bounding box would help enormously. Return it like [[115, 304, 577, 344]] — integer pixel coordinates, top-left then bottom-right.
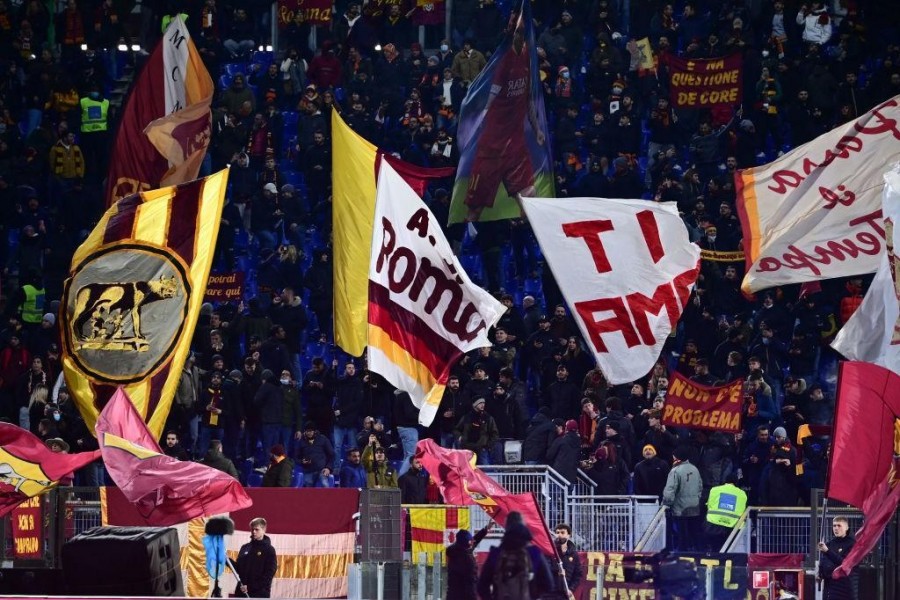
[[21, 285, 46, 324], [80, 97, 109, 132], [706, 483, 747, 528]]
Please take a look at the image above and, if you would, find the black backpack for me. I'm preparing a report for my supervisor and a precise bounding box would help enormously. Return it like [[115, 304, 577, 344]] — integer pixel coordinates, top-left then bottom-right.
[[492, 547, 532, 600]]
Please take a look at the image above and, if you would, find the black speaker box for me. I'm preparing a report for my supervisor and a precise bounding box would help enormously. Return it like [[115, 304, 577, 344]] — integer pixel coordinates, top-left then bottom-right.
[[62, 526, 185, 596]]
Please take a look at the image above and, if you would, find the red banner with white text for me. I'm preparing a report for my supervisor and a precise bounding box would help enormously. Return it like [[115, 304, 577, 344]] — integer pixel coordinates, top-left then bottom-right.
[[663, 54, 742, 109], [276, 0, 332, 27], [661, 373, 744, 433]]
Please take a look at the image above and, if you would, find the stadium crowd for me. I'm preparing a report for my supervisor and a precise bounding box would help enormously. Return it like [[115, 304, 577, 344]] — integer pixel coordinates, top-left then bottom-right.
[[0, 0, 899, 525]]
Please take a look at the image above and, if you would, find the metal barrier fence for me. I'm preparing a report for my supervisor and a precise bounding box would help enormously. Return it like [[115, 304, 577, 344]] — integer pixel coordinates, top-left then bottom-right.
[[634, 506, 668, 552], [722, 506, 890, 567], [478, 465, 570, 530], [568, 495, 660, 552]]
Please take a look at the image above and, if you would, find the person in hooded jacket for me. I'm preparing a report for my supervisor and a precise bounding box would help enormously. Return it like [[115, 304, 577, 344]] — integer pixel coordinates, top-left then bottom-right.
[[446, 523, 493, 600], [522, 409, 558, 465], [477, 511, 555, 599], [547, 419, 581, 487], [582, 442, 630, 495], [235, 517, 278, 597]]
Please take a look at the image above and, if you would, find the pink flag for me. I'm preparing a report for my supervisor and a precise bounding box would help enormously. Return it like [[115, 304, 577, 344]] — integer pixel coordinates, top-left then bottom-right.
[[96, 387, 251, 525]]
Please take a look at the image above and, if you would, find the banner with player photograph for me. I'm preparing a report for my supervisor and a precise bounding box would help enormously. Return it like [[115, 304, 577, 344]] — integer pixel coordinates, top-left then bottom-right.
[[448, 0, 554, 224]]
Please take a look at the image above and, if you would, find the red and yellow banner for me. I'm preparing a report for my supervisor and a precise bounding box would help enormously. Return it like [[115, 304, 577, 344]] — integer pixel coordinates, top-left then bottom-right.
[[62, 170, 228, 439], [661, 372, 743, 433], [409, 505, 470, 565], [276, 0, 332, 27], [663, 53, 742, 109], [11, 496, 43, 558]]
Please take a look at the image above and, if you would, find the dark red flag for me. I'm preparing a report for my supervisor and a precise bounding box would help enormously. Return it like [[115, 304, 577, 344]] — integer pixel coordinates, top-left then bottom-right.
[[377, 153, 456, 198], [96, 387, 251, 525], [826, 361, 900, 577], [0, 424, 101, 517], [415, 439, 555, 555]]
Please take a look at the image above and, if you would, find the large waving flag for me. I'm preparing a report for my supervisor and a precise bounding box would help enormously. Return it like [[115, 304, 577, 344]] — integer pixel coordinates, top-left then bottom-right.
[[62, 170, 228, 438], [832, 168, 900, 374], [96, 387, 251, 526], [105, 16, 214, 206], [521, 196, 700, 384], [448, 0, 553, 223], [737, 95, 900, 294], [368, 162, 503, 425], [332, 110, 461, 356], [0, 424, 100, 516], [826, 362, 900, 577], [415, 440, 555, 556]]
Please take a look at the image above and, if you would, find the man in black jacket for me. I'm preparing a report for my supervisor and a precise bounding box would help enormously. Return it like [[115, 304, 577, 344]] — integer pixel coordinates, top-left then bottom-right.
[[523, 410, 558, 465], [547, 420, 581, 487], [269, 287, 308, 383], [235, 517, 278, 597], [633, 444, 670, 498], [332, 360, 364, 463], [818, 516, 857, 599], [200, 439, 240, 479], [296, 425, 335, 487], [302, 358, 334, 436], [542, 365, 581, 420], [554, 523, 583, 594], [398, 456, 428, 504]]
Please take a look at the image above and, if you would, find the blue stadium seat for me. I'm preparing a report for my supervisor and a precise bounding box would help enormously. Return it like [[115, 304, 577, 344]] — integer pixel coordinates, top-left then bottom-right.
[[282, 110, 299, 130], [218, 74, 233, 89], [247, 472, 264, 487], [305, 341, 327, 357], [283, 170, 304, 187], [291, 465, 303, 487], [240, 458, 254, 485], [224, 62, 249, 77]]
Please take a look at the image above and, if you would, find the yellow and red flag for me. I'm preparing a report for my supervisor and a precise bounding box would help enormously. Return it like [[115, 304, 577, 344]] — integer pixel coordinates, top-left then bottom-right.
[[409, 506, 470, 564], [61, 169, 228, 438], [105, 16, 214, 206], [0, 424, 100, 516]]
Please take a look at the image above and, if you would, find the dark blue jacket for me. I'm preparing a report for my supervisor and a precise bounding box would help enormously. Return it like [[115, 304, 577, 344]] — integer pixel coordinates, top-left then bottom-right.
[[296, 433, 335, 472]]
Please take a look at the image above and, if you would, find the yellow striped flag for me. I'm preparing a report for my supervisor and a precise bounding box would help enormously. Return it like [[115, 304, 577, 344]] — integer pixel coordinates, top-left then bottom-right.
[[332, 110, 378, 357], [368, 161, 503, 425], [409, 506, 471, 565], [61, 170, 228, 438]]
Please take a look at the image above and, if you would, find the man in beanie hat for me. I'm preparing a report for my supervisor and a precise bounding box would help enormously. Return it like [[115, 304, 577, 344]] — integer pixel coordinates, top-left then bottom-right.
[[262, 443, 294, 487], [547, 419, 582, 488], [446, 522, 493, 600], [760, 426, 798, 506], [454, 397, 499, 464], [662, 445, 702, 551], [633, 444, 670, 498]]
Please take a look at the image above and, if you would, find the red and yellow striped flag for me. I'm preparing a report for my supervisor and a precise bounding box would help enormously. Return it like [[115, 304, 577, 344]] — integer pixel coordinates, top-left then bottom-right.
[[409, 506, 471, 565], [61, 170, 228, 438]]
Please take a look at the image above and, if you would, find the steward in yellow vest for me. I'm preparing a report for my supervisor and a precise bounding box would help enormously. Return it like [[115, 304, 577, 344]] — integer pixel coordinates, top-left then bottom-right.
[[79, 86, 110, 183]]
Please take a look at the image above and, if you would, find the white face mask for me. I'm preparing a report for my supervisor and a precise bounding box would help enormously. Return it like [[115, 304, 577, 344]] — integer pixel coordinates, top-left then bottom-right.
[[280, 378, 290, 385], [440, 44, 449, 52]]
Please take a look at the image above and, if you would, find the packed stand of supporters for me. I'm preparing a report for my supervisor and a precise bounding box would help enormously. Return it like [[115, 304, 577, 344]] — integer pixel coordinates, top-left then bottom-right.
[[0, 0, 898, 514]]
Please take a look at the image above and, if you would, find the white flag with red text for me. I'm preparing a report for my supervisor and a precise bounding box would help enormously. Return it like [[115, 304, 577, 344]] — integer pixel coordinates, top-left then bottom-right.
[[831, 168, 900, 375], [368, 161, 504, 426], [737, 95, 900, 294], [521, 197, 701, 384]]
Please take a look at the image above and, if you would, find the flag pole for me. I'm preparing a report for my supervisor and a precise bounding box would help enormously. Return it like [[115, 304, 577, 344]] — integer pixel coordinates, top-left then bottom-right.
[[532, 491, 571, 598]]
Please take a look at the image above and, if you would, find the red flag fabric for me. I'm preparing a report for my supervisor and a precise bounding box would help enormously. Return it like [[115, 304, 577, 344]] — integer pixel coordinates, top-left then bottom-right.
[[377, 153, 456, 198], [415, 439, 555, 556], [833, 456, 900, 578], [826, 362, 900, 508], [0, 423, 100, 517], [104, 17, 213, 206], [96, 387, 251, 525]]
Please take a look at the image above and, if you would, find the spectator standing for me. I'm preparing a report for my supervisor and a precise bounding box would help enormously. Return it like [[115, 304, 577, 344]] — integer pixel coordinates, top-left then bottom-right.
[[547, 420, 581, 488], [662, 445, 703, 551], [296, 424, 335, 487], [554, 523, 583, 594], [362, 441, 399, 489], [262, 443, 293, 487], [234, 518, 278, 598], [522, 410, 557, 466], [454, 397, 499, 465], [477, 511, 555, 600], [398, 456, 428, 504], [446, 524, 492, 600], [199, 439, 239, 479], [633, 444, 670, 498], [817, 517, 857, 600]]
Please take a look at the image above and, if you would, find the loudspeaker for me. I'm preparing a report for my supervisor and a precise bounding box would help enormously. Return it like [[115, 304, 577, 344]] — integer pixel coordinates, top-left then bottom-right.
[[359, 488, 402, 562], [62, 526, 185, 596]]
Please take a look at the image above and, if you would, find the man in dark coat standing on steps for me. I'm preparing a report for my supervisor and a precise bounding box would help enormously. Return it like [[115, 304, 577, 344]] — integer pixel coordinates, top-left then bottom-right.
[[818, 516, 858, 600]]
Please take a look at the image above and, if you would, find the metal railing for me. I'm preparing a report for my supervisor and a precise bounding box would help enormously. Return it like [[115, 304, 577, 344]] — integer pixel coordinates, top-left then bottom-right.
[[479, 465, 571, 529], [568, 495, 661, 552], [634, 505, 668, 552], [720, 505, 890, 567]]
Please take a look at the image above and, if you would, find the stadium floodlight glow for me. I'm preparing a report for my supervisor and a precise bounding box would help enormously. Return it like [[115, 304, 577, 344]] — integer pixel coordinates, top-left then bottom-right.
[[131, 44, 141, 51], [374, 44, 382, 51], [117, 43, 128, 51], [80, 44, 88, 51]]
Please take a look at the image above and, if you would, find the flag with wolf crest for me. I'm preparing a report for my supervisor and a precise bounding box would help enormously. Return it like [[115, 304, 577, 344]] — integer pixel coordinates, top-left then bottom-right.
[[61, 170, 228, 438]]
